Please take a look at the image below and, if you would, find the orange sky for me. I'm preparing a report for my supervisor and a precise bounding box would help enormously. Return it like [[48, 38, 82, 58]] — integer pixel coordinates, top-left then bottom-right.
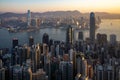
[[0, 0, 120, 13]]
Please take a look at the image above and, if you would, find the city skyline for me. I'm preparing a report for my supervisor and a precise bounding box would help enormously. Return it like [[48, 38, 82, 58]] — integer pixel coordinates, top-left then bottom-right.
[[0, 1, 120, 79], [0, 0, 120, 13]]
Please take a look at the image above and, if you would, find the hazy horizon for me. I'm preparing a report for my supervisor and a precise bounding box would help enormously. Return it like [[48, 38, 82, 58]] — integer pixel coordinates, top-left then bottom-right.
[[1, 10, 120, 14], [0, 0, 120, 14]]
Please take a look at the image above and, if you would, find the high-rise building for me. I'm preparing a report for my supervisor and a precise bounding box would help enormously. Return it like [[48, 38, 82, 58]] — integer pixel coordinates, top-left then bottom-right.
[[0, 59, 2, 68], [59, 61, 73, 80], [42, 33, 49, 45], [55, 69, 62, 80], [35, 44, 41, 69], [29, 36, 34, 47], [43, 43, 49, 55], [87, 65, 93, 79], [17, 47, 24, 65], [78, 32, 83, 41], [95, 65, 104, 80], [17, 46, 28, 65], [90, 12, 95, 43], [56, 44, 60, 57], [0, 60, 5, 80], [30, 44, 41, 72], [104, 65, 114, 80], [12, 38, 18, 48], [82, 58, 88, 77], [69, 49, 73, 61], [27, 10, 31, 27], [0, 68, 5, 80], [30, 46, 38, 73], [66, 25, 74, 45], [97, 33, 107, 45], [110, 34, 117, 46], [116, 66, 120, 80], [12, 65, 23, 80], [22, 66, 32, 80], [76, 55, 82, 74], [66, 25, 74, 52]]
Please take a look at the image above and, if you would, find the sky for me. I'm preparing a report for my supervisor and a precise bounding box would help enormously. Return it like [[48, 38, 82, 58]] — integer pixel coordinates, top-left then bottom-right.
[[0, 0, 120, 13]]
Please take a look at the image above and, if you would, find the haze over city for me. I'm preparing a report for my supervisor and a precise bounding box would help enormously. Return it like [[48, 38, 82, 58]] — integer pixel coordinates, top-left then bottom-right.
[[0, 0, 120, 13]]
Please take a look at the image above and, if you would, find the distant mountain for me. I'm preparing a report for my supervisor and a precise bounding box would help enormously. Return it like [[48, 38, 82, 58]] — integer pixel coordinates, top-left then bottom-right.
[[81, 12, 120, 19], [0, 12, 26, 18], [41, 10, 81, 17], [0, 11, 120, 19], [0, 10, 81, 18]]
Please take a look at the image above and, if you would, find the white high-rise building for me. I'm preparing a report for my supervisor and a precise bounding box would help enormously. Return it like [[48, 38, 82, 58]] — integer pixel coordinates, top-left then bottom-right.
[[27, 10, 31, 27]]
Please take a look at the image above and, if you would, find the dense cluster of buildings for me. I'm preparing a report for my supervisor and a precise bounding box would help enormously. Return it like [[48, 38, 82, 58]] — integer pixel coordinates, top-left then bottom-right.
[[0, 10, 102, 31], [0, 12, 120, 80]]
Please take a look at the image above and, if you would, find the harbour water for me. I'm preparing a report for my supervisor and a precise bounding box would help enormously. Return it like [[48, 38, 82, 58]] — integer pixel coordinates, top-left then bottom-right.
[[0, 19, 120, 49]]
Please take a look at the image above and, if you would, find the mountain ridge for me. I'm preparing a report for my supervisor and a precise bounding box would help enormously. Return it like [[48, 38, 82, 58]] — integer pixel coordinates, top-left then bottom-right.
[[0, 10, 120, 19]]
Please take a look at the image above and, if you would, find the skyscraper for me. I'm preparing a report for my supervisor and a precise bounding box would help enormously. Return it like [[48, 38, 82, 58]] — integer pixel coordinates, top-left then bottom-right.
[[59, 61, 73, 80], [0, 68, 5, 80], [97, 33, 107, 45], [78, 32, 83, 41], [95, 65, 104, 80], [0, 60, 5, 80], [12, 38, 18, 48], [104, 65, 114, 80], [66, 25, 73, 45], [12, 65, 23, 80], [110, 34, 117, 46], [22, 66, 32, 80], [42, 33, 49, 45], [29, 36, 34, 47], [27, 10, 31, 27], [90, 12, 95, 43], [66, 25, 74, 52]]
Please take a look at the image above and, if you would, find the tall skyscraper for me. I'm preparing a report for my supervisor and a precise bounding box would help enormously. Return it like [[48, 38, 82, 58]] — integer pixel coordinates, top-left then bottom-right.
[[78, 32, 83, 41], [42, 33, 49, 45], [66, 25, 73, 45], [27, 10, 31, 27], [29, 36, 34, 47], [66, 25, 74, 52], [12, 38, 18, 48], [30, 47, 37, 73], [90, 12, 95, 43]]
